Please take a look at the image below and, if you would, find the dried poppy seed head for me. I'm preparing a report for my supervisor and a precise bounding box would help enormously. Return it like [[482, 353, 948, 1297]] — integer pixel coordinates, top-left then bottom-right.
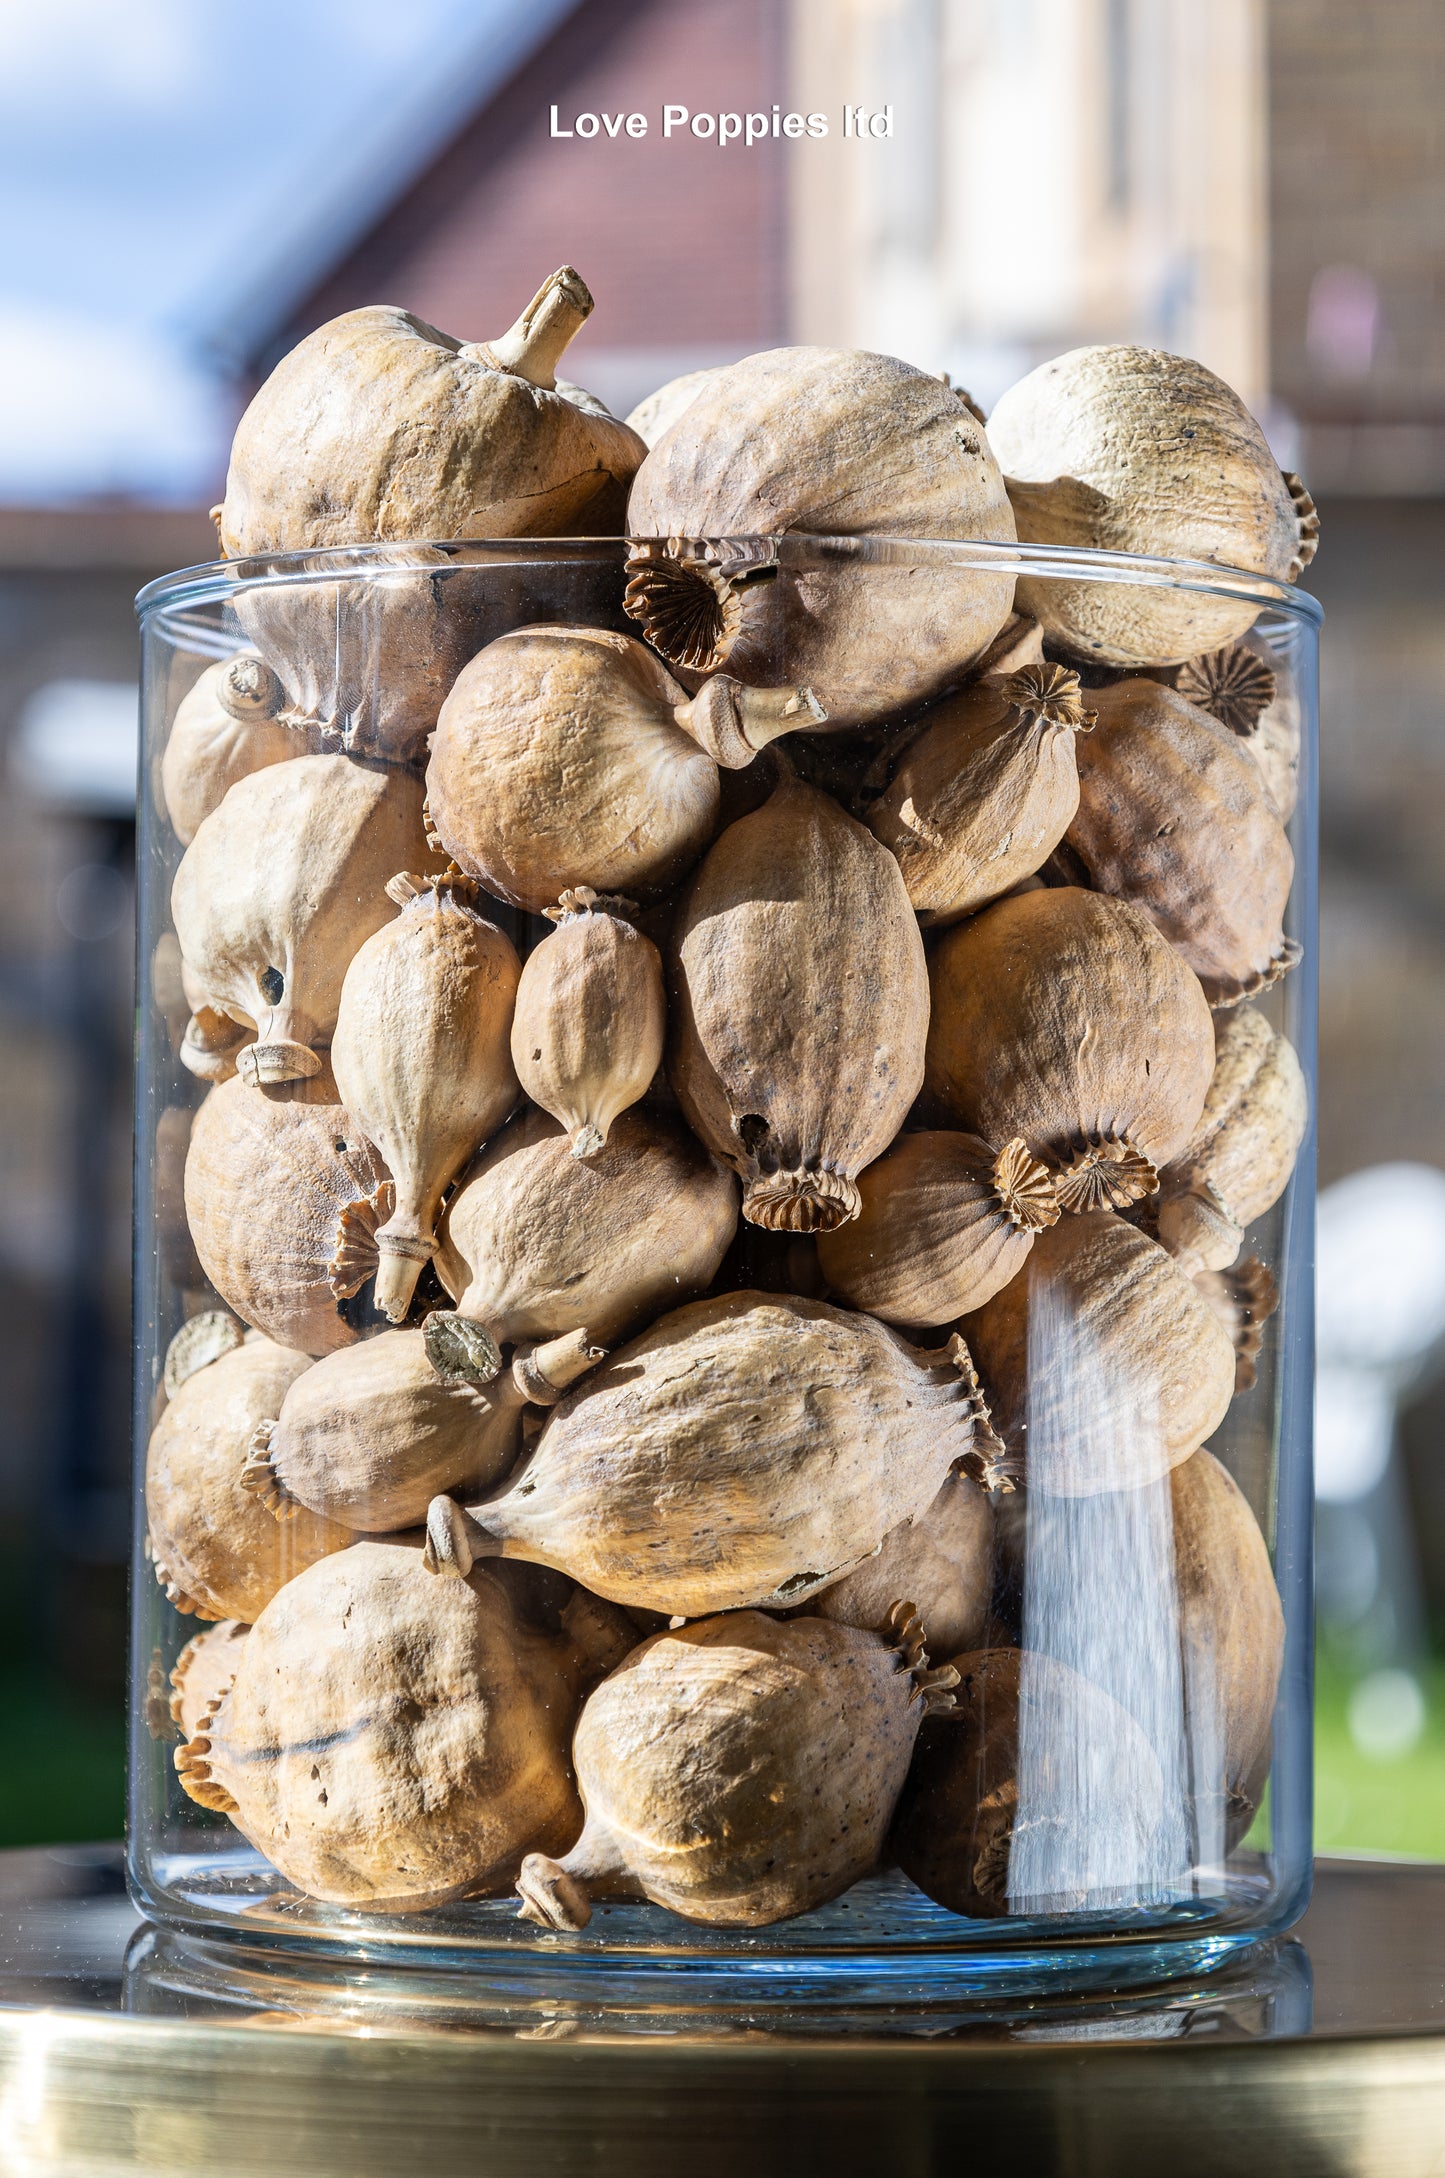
[[1174, 645, 1278, 737]]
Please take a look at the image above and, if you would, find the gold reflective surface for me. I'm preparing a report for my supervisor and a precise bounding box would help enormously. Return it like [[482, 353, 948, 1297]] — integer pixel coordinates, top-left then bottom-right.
[[1, 1852, 1442, 2176]]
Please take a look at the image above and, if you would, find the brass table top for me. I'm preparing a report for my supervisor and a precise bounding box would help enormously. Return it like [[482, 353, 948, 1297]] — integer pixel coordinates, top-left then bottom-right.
[[1, 1849, 1442, 2176]]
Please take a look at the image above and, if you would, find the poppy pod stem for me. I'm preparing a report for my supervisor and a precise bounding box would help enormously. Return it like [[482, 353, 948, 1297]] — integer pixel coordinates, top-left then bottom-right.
[[673, 678, 827, 769], [467, 265, 593, 392]]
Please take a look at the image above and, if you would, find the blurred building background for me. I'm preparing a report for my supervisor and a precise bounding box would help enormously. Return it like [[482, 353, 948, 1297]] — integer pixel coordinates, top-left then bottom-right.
[[0, 0, 1442, 1851]]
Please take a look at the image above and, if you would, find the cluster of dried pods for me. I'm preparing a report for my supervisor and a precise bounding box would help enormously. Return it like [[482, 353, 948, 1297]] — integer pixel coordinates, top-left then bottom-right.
[[151, 266, 1310, 1928]]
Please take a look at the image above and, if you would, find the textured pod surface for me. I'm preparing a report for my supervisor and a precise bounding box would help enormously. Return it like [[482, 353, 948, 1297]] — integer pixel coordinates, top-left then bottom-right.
[[511, 891, 665, 1157], [1156, 1006, 1309, 1274], [1064, 679, 1298, 1005], [808, 1475, 994, 1662], [436, 1106, 736, 1345], [172, 753, 427, 1085], [245, 1328, 527, 1534], [892, 1648, 1167, 1918], [1193, 1257, 1280, 1393], [672, 779, 929, 1233], [867, 664, 1093, 923], [817, 1131, 1058, 1326], [1170, 636, 1301, 822], [184, 1071, 391, 1355], [963, 1212, 1238, 1494], [518, 1610, 950, 1928], [1171, 1449, 1284, 1845], [180, 1543, 583, 1911], [170, 1620, 250, 1744], [625, 346, 1016, 724], [331, 871, 521, 1323], [146, 1337, 352, 1622], [219, 284, 644, 555], [427, 626, 719, 911], [441, 1291, 1002, 1617], [988, 345, 1315, 664], [925, 887, 1214, 1209], [160, 657, 311, 845]]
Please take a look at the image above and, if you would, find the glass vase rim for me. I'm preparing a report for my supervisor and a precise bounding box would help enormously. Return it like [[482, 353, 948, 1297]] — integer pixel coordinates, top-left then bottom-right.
[[136, 531, 1324, 628]]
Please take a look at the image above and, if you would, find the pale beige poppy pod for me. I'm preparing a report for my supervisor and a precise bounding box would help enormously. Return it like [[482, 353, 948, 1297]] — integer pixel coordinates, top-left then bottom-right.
[[423, 1291, 1009, 1619], [806, 1474, 995, 1663], [425, 624, 822, 913], [671, 779, 930, 1235], [159, 654, 312, 846], [169, 1620, 250, 1745], [171, 753, 427, 1087], [174, 1542, 585, 1912], [218, 268, 644, 555], [624, 344, 1017, 726], [516, 1605, 957, 1930], [624, 365, 721, 448], [331, 870, 521, 1324], [510, 889, 665, 1159], [145, 1336, 354, 1624], [986, 344, 1318, 666]]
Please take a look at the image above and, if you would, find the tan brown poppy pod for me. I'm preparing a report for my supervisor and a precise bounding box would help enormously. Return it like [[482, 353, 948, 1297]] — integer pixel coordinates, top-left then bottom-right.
[[219, 270, 644, 556], [511, 889, 665, 1158], [817, 1132, 1058, 1326], [146, 1336, 353, 1623], [624, 346, 1016, 726], [434, 1106, 737, 1347], [1173, 638, 1301, 823], [624, 365, 721, 447], [962, 1212, 1237, 1494], [174, 1543, 584, 1911], [516, 1604, 957, 1930], [160, 655, 313, 845], [330, 870, 521, 1323], [183, 1071, 390, 1356], [170, 1620, 250, 1743], [240, 1320, 603, 1535], [1061, 678, 1300, 1006], [1155, 1006, 1309, 1275], [672, 780, 930, 1234], [424, 1291, 1007, 1618], [891, 1648, 1167, 1918], [924, 887, 1214, 1213], [426, 625, 822, 912], [867, 665, 1095, 923], [1172, 1450, 1284, 1847], [986, 345, 1319, 665], [172, 753, 427, 1086], [807, 1475, 995, 1662]]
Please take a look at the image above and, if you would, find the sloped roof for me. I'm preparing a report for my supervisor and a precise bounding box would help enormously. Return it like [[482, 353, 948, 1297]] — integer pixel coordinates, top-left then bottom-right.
[[203, 0, 581, 374]]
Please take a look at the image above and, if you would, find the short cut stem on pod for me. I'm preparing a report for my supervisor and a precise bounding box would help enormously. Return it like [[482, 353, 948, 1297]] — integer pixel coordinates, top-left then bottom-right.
[[671, 779, 930, 1234], [511, 890, 666, 1159], [331, 869, 521, 1323], [867, 664, 1095, 924]]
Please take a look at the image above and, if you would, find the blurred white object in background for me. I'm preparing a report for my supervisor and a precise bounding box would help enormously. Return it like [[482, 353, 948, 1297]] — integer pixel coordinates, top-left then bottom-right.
[[1317, 1162, 1445, 1392], [10, 679, 138, 817]]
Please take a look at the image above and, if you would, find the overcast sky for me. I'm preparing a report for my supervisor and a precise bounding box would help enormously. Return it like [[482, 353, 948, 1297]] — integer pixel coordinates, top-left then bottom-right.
[[0, 0, 535, 500]]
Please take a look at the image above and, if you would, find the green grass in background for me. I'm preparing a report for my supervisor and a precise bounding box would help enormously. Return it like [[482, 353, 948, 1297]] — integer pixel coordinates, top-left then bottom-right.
[[1314, 1651, 1445, 1860]]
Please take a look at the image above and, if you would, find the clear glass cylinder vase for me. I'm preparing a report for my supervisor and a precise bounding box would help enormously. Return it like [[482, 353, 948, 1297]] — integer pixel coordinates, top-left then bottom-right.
[[130, 535, 1317, 2005]]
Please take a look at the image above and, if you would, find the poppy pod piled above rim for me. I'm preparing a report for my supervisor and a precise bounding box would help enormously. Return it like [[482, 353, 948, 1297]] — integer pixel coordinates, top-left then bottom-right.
[[217, 269, 645, 555], [924, 886, 1215, 1214], [623, 344, 1016, 725], [515, 1605, 957, 1931], [986, 343, 1319, 666], [671, 778, 930, 1234]]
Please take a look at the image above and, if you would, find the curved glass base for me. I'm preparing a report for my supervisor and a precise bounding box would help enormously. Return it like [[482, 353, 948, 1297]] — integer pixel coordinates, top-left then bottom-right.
[[132, 1851, 1305, 2010]]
